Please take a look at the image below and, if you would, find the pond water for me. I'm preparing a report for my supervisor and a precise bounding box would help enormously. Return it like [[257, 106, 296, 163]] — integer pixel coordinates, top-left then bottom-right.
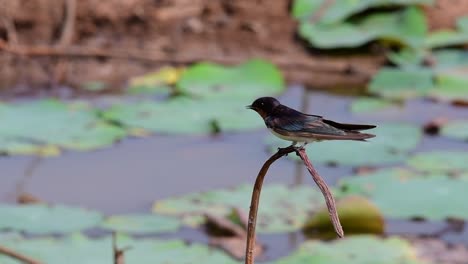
[[0, 85, 467, 260]]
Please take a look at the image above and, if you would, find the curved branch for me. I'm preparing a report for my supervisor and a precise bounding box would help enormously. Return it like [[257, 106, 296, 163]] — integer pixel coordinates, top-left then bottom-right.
[[296, 148, 344, 238], [245, 146, 344, 264], [244, 146, 296, 264]]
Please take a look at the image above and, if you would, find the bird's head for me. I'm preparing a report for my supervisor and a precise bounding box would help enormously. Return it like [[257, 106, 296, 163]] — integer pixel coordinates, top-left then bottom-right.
[[246, 97, 280, 118]]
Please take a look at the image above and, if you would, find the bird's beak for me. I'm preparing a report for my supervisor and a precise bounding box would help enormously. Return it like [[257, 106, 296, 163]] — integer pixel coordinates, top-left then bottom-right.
[[246, 105, 254, 110]]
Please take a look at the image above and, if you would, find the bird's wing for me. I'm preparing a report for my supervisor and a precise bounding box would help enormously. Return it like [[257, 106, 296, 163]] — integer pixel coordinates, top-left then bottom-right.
[[266, 115, 347, 137]]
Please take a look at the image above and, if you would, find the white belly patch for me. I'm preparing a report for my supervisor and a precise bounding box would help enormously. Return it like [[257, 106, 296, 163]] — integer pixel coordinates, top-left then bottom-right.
[[268, 128, 318, 143]]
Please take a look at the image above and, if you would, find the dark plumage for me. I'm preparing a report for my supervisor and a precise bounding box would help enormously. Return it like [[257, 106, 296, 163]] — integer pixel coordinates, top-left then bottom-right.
[[247, 97, 376, 146]]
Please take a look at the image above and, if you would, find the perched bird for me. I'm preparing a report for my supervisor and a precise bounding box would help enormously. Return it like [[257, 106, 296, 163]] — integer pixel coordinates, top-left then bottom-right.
[[247, 97, 376, 147]]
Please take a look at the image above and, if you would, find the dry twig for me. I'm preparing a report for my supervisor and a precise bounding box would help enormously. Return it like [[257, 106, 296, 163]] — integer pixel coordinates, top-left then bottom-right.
[[244, 146, 343, 264]]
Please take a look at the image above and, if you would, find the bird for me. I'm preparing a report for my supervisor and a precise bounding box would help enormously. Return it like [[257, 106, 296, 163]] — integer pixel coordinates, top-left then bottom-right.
[[247, 97, 376, 148]]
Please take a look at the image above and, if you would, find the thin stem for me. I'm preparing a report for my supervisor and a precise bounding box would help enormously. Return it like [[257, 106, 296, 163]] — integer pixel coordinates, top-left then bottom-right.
[[245, 146, 296, 264], [245, 146, 344, 264], [296, 148, 344, 238]]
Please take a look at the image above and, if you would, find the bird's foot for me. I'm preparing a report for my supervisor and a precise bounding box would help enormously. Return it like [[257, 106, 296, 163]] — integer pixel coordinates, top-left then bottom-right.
[[298, 142, 308, 150], [277, 142, 298, 155]]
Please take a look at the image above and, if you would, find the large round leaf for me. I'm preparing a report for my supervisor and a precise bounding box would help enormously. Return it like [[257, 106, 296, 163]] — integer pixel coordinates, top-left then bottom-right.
[[292, 0, 432, 23], [426, 16, 468, 49], [153, 184, 336, 233], [176, 59, 284, 100], [0, 100, 126, 155], [298, 7, 427, 49], [102, 97, 263, 135], [0, 204, 102, 234], [407, 151, 468, 173], [350, 97, 396, 113], [275, 235, 423, 264], [368, 68, 434, 99], [0, 234, 238, 264], [101, 214, 181, 234], [441, 120, 468, 141], [340, 168, 468, 220], [429, 74, 468, 102]]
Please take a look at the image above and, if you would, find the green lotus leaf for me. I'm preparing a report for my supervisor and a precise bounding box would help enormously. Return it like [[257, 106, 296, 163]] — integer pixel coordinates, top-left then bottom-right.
[[426, 16, 468, 48], [0, 234, 238, 264], [407, 151, 468, 173], [441, 120, 468, 141], [274, 235, 423, 264], [176, 59, 284, 100], [153, 184, 338, 233], [0, 204, 102, 234], [368, 68, 434, 99], [298, 7, 427, 49], [350, 97, 397, 113], [0, 99, 126, 155], [127, 66, 183, 95], [340, 168, 468, 220], [429, 74, 468, 102], [101, 214, 181, 234], [102, 97, 263, 135], [292, 0, 432, 23]]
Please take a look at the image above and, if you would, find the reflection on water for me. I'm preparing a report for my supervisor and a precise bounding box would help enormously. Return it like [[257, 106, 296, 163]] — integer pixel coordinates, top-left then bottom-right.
[[0, 86, 467, 258]]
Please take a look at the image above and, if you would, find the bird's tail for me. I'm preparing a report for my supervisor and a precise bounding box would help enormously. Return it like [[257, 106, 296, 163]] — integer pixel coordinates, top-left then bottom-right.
[[323, 119, 376, 131], [343, 131, 376, 141]]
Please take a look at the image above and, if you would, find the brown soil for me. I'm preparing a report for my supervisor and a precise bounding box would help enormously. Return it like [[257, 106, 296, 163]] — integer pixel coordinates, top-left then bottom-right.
[[0, 0, 462, 97], [423, 0, 468, 30]]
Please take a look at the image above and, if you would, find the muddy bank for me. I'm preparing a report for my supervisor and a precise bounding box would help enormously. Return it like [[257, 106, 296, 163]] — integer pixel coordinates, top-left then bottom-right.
[[0, 0, 465, 96]]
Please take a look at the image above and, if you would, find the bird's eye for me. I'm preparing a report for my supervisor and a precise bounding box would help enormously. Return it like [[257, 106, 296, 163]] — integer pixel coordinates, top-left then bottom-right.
[[260, 102, 264, 106]]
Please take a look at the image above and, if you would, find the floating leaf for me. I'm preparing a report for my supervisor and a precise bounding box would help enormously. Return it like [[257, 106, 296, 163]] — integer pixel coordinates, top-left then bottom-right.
[[101, 214, 181, 234], [298, 7, 427, 49], [102, 98, 213, 134], [292, 0, 433, 23], [432, 49, 468, 70], [275, 235, 423, 264], [350, 97, 396, 113], [457, 17, 468, 32], [340, 168, 468, 220], [268, 123, 421, 166], [426, 16, 468, 48], [430, 74, 468, 102], [407, 151, 468, 173], [0, 100, 126, 155], [102, 97, 263, 135], [304, 195, 384, 237], [368, 68, 434, 99], [176, 59, 284, 100], [153, 184, 336, 233], [0, 139, 60, 157], [127, 66, 184, 95], [291, 0, 324, 20], [441, 120, 468, 141], [0, 204, 102, 234], [372, 49, 468, 101], [426, 30, 468, 49], [387, 47, 426, 68], [0, 234, 238, 264]]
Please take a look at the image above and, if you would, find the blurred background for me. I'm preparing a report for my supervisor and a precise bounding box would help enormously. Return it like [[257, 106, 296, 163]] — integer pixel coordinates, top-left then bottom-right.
[[0, 0, 468, 263]]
